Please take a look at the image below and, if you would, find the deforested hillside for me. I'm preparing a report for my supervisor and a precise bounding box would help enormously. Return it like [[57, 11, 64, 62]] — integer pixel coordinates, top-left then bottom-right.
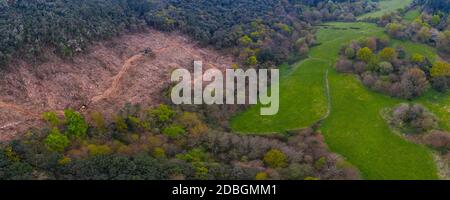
[[0, 29, 233, 141]]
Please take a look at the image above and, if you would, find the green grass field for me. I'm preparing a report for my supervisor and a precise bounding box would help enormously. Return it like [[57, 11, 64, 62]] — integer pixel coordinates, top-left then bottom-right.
[[231, 22, 443, 179], [358, 0, 414, 20], [230, 59, 329, 133]]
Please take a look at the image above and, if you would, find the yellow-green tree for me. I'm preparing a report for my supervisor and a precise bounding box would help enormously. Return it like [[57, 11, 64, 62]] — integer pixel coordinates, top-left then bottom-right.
[[255, 172, 268, 180], [379, 47, 396, 62], [431, 61, 450, 77], [44, 128, 70, 152], [411, 53, 425, 63], [357, 47, 373, 63], [64, 109, 88, 138], [263, 149, 288, 168]]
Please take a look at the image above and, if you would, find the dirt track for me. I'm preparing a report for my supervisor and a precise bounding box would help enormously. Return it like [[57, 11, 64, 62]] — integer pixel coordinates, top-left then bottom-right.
[[0, 29, 233, 141]]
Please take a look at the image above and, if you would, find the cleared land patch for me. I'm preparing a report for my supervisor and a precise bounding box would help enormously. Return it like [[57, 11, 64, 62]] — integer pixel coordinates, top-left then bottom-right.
[[0, 29, 233, 141], [358, 0, 414, 20]]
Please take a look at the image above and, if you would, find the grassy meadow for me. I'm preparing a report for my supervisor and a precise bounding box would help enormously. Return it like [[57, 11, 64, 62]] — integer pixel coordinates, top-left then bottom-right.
[[231, 21, 445, 179]]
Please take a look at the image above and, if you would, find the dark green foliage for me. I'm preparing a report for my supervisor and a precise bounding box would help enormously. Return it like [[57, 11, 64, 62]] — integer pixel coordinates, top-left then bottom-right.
[[0, 151, 34, 180], [0, 0, 150, 67]]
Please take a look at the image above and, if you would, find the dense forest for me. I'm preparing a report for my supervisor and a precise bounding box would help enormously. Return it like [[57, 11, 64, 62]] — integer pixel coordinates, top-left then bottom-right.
[[0, 0, 377, 68], [0, 103, 360, 180], [417, 0, 450, 13]]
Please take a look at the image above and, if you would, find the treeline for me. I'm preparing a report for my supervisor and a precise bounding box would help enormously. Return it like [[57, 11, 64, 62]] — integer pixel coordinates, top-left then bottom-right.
[[378, 10, 450, 57], [0, 104, 360, 180], [416, 0, 450, 13], [0, 0, 375, 69], [336, 36, 449, 99], [0, 0, 150, 67]]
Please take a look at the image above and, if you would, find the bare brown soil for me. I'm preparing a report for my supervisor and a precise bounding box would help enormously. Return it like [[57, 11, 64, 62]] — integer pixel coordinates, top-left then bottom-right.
[[0, 29, 233, 141]]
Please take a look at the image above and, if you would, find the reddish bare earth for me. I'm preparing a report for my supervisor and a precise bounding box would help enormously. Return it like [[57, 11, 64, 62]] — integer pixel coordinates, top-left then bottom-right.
[[0, 29, 233, 141]]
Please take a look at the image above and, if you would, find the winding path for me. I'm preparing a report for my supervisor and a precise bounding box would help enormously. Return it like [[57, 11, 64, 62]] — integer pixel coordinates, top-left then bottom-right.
[[1, 51, 148, 130]]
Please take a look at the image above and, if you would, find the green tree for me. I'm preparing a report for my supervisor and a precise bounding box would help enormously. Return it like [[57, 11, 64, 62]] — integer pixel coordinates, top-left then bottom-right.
[[357, 47, 373, 63], [64, 109, 88, 138], [44, 128, 70, 152], [431, 15, 441, 26], [163, 124, 186, 139], [263, 149, 288, 168], [87, 144, 112, 156], [149, 104, 175, 124]]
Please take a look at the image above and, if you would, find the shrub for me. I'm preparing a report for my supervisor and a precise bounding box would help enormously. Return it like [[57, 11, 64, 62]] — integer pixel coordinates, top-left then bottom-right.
[[263, 149, 288, 168]]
